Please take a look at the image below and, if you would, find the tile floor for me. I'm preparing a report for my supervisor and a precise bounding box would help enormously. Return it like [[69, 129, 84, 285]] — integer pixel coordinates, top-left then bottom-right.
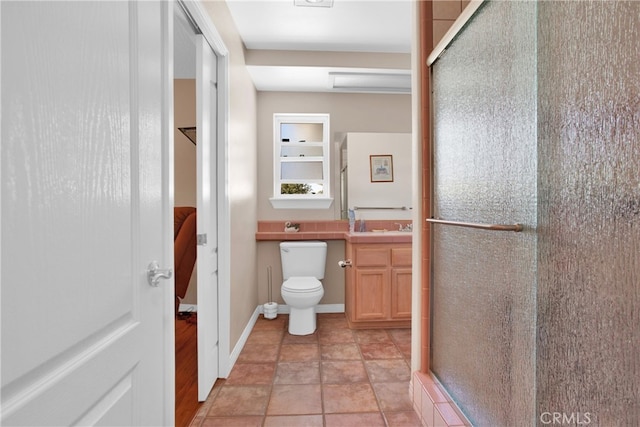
[[189, 313, 422, 427]]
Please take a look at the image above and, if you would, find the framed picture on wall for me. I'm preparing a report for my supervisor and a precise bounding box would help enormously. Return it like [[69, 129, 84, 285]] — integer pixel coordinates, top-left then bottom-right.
[[370, 155, 393, 182]]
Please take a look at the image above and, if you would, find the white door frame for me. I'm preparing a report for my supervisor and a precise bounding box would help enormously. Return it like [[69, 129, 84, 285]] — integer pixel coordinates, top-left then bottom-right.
[[180, 0, 232, 378]]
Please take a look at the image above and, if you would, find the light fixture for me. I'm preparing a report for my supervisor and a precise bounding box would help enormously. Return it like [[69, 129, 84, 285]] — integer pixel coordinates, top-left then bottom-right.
[[294, 0, 333, 8], [329, 72, 411, 93]]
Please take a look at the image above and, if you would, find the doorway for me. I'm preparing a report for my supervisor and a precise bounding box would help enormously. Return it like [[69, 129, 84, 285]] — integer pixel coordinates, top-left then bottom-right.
[[173, 4, 199, 423], [172, 1, 231, 424]]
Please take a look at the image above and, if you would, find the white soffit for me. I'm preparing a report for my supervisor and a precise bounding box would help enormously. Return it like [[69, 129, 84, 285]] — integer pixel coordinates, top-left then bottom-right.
[[226, 0, 413, 93], [247, 66, 410, 94]]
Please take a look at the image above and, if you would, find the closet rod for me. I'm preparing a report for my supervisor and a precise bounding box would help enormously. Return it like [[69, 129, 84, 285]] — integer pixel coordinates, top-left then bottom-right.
[[426, 218, 523, 232]]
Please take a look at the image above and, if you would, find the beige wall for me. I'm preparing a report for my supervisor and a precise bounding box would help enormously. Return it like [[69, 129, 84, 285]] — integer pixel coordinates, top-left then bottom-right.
[[257, 91, 412, 221], [202, 1, 413, 345], [256, 92, 412, 307], [257, 240, 346, 306], [346, 132, 412, 220], [202, 1, 259, 349], [174, 79, 198, 305]]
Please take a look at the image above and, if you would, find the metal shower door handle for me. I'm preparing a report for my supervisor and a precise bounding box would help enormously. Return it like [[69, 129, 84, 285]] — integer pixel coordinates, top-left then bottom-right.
[[147, 261, 173, 287]]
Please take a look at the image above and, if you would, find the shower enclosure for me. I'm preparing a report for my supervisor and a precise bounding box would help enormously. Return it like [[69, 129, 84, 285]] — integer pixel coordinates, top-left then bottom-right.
[[428, 1, 640, 425]]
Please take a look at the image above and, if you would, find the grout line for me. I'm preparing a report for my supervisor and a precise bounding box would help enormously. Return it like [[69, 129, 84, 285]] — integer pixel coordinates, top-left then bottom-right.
[[199, 314, 417, 425]]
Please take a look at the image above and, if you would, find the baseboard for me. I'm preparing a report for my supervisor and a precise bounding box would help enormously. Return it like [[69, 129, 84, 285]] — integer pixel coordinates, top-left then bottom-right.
[[258, 303, 345, 314], [316, 304, 345, 314], [227, 306, 261, 374], [178, 303, 197, 313]]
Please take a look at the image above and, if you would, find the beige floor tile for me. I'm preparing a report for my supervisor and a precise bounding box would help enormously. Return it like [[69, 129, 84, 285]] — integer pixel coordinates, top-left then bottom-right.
[[207, 386, 270, 417], [192, 314, 420, 427], [354, 329, 393, 344], [245, 329, 284, 345], [388, 328, 411, 344], [263, 415, 323, 427], [365, 359, 411, 383], [372, 382, 415, 412], [317, 317, 350, 330], [359, 342, 404, 360], [321, 360, 369, 384], [274, 361, 320, 384], [322, 383, 380, 413], [278, 343, 320, 362], [325, 412, 386, 427], [320, 343, 362, 360], [318, 328, 356, 344], [252, 316, 287, 330], [225, 363, 276, 385], [266, 384, 323, 415], [236, 343, 280, 363], [282, 331, 319, 344], [385, 410, 424, 427], [200, 416, 263, 426]]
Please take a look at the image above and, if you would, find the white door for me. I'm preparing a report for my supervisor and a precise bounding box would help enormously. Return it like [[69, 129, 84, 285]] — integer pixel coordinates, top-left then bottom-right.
[[196, 34, 220, 401], [1, 1, 173, 425]]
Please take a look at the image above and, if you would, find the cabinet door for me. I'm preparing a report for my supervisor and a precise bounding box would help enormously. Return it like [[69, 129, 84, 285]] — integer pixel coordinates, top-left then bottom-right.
[[391, 268, 412, 319], [354, 268, 389, 320], [355, 246, 389, 267], [391, 247, 412, 267]]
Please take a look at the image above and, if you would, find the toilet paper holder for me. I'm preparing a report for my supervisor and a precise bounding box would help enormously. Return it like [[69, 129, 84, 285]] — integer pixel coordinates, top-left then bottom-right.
[[338, 259, 352, 268]]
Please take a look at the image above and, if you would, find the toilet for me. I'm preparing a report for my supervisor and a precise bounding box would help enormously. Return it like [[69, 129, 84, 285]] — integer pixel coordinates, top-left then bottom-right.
[[280, 241, 326, 335]]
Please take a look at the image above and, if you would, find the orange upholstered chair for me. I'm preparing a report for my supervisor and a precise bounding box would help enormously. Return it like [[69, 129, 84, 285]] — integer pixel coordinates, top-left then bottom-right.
[[174, 207, 197, 314]]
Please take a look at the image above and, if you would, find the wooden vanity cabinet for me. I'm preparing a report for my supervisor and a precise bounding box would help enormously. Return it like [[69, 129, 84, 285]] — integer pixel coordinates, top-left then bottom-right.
[[345, 242, 412, 329]]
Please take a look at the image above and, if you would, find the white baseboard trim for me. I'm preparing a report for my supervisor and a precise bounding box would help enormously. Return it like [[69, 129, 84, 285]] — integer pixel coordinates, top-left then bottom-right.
[[316, 304, 345, 314], [257, 303, 345, 314], [178, 303, 197, 313], [227, 306, 261, 375]]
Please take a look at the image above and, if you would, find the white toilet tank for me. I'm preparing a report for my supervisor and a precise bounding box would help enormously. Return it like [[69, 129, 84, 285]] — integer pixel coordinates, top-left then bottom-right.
[[280, 241, 327, 280]]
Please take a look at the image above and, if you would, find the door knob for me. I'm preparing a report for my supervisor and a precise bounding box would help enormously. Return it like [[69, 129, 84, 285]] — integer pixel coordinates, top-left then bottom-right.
[[147, 261, 173, 287]]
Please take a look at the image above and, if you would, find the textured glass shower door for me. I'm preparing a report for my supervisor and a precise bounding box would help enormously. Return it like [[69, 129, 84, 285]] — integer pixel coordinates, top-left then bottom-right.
[[430, 2, 538, 425]]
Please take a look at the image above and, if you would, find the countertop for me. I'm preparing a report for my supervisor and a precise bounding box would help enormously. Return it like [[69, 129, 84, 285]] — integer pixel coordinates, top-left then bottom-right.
[[255, 220, 413, 243], [255, 230, 412, 243]]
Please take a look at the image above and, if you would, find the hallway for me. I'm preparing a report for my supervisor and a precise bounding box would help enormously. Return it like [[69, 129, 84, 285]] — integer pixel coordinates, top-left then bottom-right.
[[187, 313, 420, 426]]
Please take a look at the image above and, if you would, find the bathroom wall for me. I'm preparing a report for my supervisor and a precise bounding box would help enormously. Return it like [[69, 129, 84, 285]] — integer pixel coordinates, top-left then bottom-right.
[[256, 240, 345, 307], [255, 92, 411, 309], [430, 1, 640, 425], [202, 1, 259, 351], [345, 132, 412, 221], [431, 2, 537, 425], [257, 91, 412, 221]]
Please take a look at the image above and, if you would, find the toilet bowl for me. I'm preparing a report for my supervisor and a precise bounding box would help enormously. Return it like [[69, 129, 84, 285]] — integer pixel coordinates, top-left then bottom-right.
[[281, 277, 324, 335], [279, 241, 327, 335]]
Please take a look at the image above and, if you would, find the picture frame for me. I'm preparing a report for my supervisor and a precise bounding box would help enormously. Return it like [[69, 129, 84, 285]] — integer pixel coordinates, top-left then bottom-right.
[[370, 154, 394, 182]]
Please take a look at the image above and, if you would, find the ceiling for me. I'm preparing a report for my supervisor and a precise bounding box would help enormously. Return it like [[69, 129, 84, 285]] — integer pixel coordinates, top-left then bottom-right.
[[225, 0, 413, 93]]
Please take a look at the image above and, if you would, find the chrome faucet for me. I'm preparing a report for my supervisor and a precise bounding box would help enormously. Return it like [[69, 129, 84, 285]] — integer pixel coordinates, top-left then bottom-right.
[[395, 223, 413, 232]]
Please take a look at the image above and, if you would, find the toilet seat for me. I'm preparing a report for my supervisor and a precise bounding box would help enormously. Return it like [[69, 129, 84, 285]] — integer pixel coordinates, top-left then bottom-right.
[[282, 277, 322, 293]]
